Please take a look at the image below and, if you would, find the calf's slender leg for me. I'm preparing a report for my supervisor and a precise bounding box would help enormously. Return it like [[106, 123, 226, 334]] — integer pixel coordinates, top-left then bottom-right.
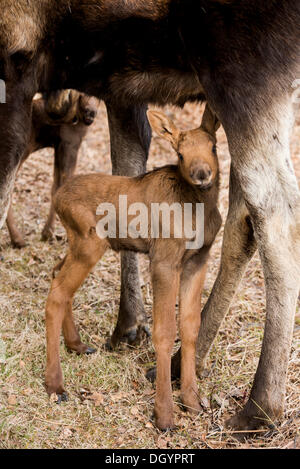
[[179, 252, 209, 413], [153, 170, 256, 382], [151, 261, 179, 430], [45, 237, 107, 398], [106, 101, 151, 347]]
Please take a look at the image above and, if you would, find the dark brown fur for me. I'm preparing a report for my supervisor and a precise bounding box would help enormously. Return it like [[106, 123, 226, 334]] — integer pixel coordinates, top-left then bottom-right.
[[6, 90, 98, 247]]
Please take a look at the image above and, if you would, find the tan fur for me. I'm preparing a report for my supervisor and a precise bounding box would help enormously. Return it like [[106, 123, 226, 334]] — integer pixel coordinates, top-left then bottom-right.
[[0, 0, 67, 55], [45, 105, 222, 430]]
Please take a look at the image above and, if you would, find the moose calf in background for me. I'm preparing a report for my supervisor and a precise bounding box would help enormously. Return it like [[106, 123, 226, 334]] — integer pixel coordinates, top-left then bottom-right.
[[45, 105, 221, 430], [6, 90, 98, 248]]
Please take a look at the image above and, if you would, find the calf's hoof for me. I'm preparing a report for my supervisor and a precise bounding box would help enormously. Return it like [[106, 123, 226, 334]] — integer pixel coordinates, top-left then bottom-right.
[[85, 346, 97, 355], [12, 238, 26, 249], [155, 415, 175, 432], [41, 228, 54, 242], [66, 343, 97, 356], [55, 392, 69, 404], [181, 393, 201, 415], [154, 403, 175, 431], [45, 379, 67, 402]]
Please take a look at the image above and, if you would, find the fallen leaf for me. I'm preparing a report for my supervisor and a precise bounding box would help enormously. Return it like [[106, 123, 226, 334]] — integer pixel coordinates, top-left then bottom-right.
[[50, 393, 58, 404], [8, 395, 17, 406], [89, 392, 105, 407], [111, 391, 129, 402], [145, 422, 154, 429], [229, 388, 245, 400], [27, 258, 36, 267], [60, 428, 73, 439], [200, 397, 210, 409], [130, 406, 140, 416], [143, 389, 155, 397], [212, 394, 229, 408], [157, 436, 171, 449], [284, 438, 300, 449]]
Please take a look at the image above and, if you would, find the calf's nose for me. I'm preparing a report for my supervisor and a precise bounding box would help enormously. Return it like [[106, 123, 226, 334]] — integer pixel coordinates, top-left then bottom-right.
[[190, 163, 212, 183]]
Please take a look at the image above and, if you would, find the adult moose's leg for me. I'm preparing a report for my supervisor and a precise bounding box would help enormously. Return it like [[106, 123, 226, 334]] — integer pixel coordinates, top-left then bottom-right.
[[106, 101, 151, 347], [6, 205, 27, 248], [168, 169, 257, 380], [42, 131, 81, 241], [0, 75, 34, 230], [223, 97, 300, 431]]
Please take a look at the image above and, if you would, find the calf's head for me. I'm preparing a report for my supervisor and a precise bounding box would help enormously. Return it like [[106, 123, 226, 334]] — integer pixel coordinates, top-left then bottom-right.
[[147, 106, 220, 189]]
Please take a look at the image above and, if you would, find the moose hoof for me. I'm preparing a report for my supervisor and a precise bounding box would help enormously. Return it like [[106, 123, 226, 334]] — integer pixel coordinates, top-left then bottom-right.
[[55, 392, 69, 405], [67, 343, 97, 355], [12, 239, 26, 249], [181, 396, 201, 415], [226, 398, 283, 437], [108, 323, 151, 350], [155, 416, 175, 432], [146, 367, 157, 383], [226, 408, 276, 440], [85, 346, 97, 355], [41, 229, 54, 242]]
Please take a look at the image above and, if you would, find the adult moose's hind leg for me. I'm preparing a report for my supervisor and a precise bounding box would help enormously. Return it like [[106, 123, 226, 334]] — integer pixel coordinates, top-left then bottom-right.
[[224, 97, 300, 432], [106, 101, 151, 348]]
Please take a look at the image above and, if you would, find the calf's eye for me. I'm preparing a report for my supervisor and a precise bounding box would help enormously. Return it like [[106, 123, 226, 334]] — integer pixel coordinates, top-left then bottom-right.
[[178, 153, 184, 161]]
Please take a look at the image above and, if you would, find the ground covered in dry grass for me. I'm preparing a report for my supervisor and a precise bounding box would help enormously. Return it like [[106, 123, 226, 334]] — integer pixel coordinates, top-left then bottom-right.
[[0, 103, 299, 449]]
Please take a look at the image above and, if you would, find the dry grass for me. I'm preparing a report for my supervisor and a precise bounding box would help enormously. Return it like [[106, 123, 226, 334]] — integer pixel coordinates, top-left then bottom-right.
[[0, 102, 299, 449]]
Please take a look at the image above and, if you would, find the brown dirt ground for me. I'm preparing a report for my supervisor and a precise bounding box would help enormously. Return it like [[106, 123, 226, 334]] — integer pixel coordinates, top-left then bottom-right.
[[0, 102, 299, 449]]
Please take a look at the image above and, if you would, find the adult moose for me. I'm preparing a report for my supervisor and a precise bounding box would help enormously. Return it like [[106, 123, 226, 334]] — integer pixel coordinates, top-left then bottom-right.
[[0, 0, 299, 433]]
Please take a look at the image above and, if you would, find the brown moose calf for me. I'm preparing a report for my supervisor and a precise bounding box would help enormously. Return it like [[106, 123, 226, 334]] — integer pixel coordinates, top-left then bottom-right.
[[45, 105, 221, 430], [6, 90, 98, 248]]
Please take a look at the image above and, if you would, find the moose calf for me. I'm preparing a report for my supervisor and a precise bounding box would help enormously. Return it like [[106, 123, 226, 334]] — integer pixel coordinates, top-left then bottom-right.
[[6, 90, 98, 248], [45, 105, 221, 430]]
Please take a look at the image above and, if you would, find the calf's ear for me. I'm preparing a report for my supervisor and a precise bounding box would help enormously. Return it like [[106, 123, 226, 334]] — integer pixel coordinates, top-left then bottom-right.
[[147, 110, 180, 147], [200, 105, 221, 138]]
